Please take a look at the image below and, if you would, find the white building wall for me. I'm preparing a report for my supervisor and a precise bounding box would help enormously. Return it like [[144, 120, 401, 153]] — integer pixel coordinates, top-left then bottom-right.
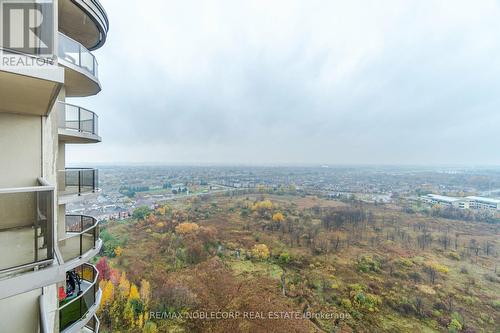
[[0, 113, 42, 187], [0, 289, 42, 333]]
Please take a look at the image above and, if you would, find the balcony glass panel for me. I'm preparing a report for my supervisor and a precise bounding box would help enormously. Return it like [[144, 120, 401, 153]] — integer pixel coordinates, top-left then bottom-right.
[[58, 33, 98, 78], [59, 264, 99, 332], [59, 215, 99, 262], [58, 103, 98, 136], [58, 168, 98, 196]]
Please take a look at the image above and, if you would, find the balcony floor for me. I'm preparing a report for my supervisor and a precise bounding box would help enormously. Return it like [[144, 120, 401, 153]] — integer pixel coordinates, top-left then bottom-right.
[[58, 188, 100, 205], [58, 128, 102, 144], [59, 186, 96, 197], [0, 227, 47, 271], [80, 328, 95, 333]]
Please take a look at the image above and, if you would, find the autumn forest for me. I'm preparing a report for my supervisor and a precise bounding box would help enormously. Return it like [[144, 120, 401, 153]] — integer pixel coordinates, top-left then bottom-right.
[[94, 191, 499, 333]]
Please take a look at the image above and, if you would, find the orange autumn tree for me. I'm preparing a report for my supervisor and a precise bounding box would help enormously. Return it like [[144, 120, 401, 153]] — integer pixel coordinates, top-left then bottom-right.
[[252, 199, 273, 211], [114, 246, 123, 257], [146, 213, 158, 225], [272, 212, 285, 222], [175, 222, 200, 235], [156, 204, 171, 216], [267, 212, 286, 232], [118, 272, 130, 296], [98, 270, 153, 331], [98, 280, 115, 326], [252, 199, 274, 218], [251, 244, 270, 260], [139, 279, 151, 309]]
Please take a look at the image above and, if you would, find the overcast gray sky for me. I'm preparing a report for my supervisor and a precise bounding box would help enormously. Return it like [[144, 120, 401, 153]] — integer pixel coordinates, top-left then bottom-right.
[[67, 0, 500, 166]]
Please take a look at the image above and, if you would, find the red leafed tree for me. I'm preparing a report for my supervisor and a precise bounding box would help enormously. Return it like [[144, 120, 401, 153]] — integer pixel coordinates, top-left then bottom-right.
[[96, 257, 111, 281]]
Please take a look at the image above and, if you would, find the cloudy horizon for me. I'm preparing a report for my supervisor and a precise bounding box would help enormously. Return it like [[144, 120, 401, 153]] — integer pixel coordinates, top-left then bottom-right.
[[67, 0, 500, 166]]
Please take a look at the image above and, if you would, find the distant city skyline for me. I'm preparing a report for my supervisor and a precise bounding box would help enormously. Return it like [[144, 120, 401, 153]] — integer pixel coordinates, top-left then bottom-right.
[[68, 0, 500, 165], [74, 162, 500, 168]]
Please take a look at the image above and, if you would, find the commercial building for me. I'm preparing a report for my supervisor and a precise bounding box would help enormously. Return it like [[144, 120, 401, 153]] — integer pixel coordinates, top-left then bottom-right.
[[420, 194, 469, 209], [0, 0, 109, 331], [421, 194, 500, 211], [466, 196, 500, 210]]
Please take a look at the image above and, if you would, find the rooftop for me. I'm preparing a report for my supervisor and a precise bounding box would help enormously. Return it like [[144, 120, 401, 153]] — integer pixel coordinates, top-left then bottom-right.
[[466, 196, 500, 204], [426, 194, 464, 203]]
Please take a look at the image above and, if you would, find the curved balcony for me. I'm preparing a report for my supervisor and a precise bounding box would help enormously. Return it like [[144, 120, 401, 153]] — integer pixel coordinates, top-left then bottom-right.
[[58, 102, 101, 144], [59, 215, 100, 268], [59, 264, 102, 333], [58, 168, 99, 204], [59, 0, 109, 51], [58, 33, 101, 97]]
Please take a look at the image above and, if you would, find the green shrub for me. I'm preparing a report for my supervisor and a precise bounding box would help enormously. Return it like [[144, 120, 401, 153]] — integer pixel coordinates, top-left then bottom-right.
[[353, 292, 381, 312], [349, 283, 366, 293], [432, 310, 442, 318], [340, 298, 352, 310], [278, 252, 291, 264], [100, 229, 127, 257], [356, 256, 381, 273], [457, 295, 477, 306], [450, 312, 464, 328], [448, 318, 462, 331], [399, 258, 413, 267], [132, 206, 151, 220]]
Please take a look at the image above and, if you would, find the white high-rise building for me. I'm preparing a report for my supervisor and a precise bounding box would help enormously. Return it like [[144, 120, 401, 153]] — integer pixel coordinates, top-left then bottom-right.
[[0, 0, 108, 331]]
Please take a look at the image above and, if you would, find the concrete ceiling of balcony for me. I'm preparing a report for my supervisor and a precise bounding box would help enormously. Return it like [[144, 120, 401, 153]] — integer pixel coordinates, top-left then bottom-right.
[[0, 68, 63, 116], [59, 0, 101, 50], [62, 64, 101, 97]]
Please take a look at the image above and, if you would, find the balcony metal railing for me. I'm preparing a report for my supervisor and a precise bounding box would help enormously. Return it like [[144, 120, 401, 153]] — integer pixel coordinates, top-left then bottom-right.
[[58, 102, 99, 137], [87, 0, 109, 49], [60, 215, 99, 262], [58, 32, 98, 78], [91, 0, 109, 29], [84, 315, 100, 333], [58, 168, 99, 196], [0, 178, 54, 274], [59, 264, 99, 332]]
